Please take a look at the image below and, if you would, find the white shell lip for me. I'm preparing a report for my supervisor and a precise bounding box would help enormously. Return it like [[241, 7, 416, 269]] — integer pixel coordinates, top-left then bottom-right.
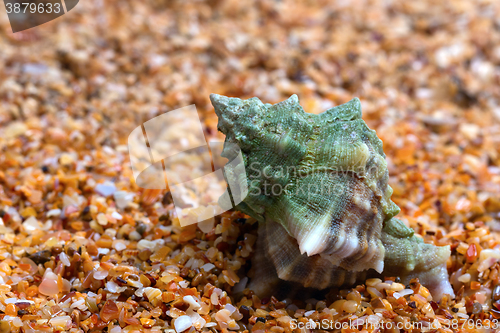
[[297, 227, 328, 256], [318, 244, 385, 273], [372, 253, 384, 273], [293, 217, 386, 273]]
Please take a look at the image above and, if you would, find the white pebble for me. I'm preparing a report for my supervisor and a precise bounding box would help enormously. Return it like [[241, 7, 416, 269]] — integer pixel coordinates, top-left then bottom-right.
[[304, 310, 315, 317], [188, 311, 206, 329], [12, 317, 23, 327], [110, 326, 122, 333], [59, 252, 71, 267], [114, 191, 135, 209], [106, 281, 119, 293], [197, 217, 215, 233], [93, 270, 109, 280], [98, 248, 110, 255], [46, 209, 61, 217], [174, 315, 192, 332], [399, 289, 414, 297], [4, 298, 18, 304], [96, 213, 108, 226], [95, 182, 116, 197], [458, 273, 471, 283], [129, 230, 142, 241], [200, 263, 215, 272], [113, 241, 127, 252], [111, 211, 123, 220], [232, 276, 248, 294], [183, 295, 201, 309], [224, 303, 237, 314], [22, 216, 42, 232], [137, 239, 156, 250]]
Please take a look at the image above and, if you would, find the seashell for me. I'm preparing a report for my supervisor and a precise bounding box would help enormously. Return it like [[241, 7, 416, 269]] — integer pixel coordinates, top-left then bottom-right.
[[211, 93, 399, 273], [211, 94, 454, 299]]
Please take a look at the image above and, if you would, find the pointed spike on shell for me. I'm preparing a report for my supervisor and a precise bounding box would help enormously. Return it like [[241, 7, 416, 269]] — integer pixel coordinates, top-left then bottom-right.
[[278, 94, 299, 106], [210, 93, 246, 113], [321, 97, 362, 121], [383, 218, 414, 238], [210, 94, 246, 123], [210, 94, 266, 135], [209, 93, 230, 109]]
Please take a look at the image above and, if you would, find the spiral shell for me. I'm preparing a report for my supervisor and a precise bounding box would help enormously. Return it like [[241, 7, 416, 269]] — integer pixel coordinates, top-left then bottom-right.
[[211, 94, 453, 299]]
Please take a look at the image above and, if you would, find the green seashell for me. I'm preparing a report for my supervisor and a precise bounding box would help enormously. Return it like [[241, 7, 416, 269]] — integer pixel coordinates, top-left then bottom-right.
[[211, 94, 453, 299]]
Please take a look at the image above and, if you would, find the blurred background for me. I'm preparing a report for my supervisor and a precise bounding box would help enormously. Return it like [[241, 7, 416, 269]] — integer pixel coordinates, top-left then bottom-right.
[[0, 0, 499, 231]]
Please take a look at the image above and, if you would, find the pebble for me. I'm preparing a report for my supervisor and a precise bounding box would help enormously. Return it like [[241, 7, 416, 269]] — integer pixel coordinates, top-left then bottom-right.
[[28, 250, 51, 265], [183, 296, 201, 310], [95, 182, 117, 197], [21, 216, 42, 233], [0, 0, 499, 331], [59, 252, 71, 267], [174, 315, 192, 332], [59, 153, 75, 166], [111, 211, 122, 220], [200, 263, 215, 272], [0, 320, 9, 333], [5, 122, 27, 139], [38, 269, 59, 296], [46, 209, 62, 217], [93, 270, 109, 280], [492, 284, 500, 301], [96, 213, 108, 226], [113, 241, 127, 252], [472, 302, 483, 314], [114, 191, 134, 209], [458, 273, 471, 283]]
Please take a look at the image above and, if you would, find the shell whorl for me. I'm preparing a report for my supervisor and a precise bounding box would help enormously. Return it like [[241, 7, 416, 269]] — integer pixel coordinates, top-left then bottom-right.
[[211, 94, 400, 273]]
